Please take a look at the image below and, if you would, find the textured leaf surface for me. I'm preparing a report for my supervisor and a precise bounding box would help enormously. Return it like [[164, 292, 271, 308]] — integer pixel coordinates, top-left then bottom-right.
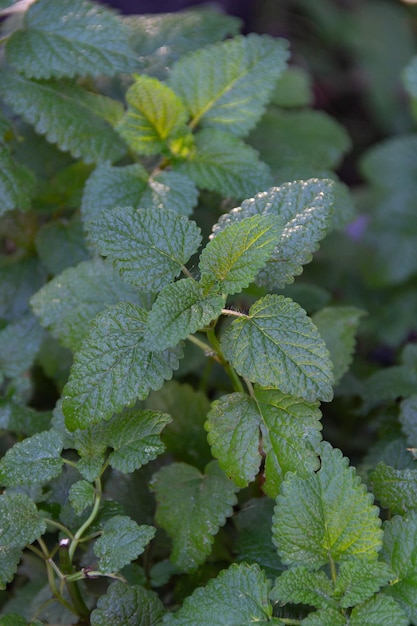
[[0, 72, 126, 164], [370, 462, 417, 514], [140, 171, 199, 217], [0, 313, 44, 378], [206, 389, 322, 494], [146, 279, 225, 351], [169, 34, 289, 136], [107, 409, 172, 473], [213, 179, 336, 288], [200, 215, 281, 294], [151, 461, 238, 572], [88, 207, 201, 291], [91, 581, 165, 626], [30, 258, 147, 351], [312, 307, 366, 385], [271, 567, 334, 609], [162, 563, 275, 625], [381, 512, 417, 623], [0, 493, 46, 589], [35, 218, 90, 276], [273, 443, 382, 569], [0, 146, 35, 217], [221, 294, 334, 402], [0, 430, 63, 486], [68, 480, 95, 515], [0, 400, 51, 436], [349, 595, 408, 626], [334, 561, 394, 608], [301, 609, 346, 626], [94, 516, 155, 573], [117, 76, 190, 156], [5, 0, 135, 79], [176, 128, 272, 199], [62, 302, 182, 430]]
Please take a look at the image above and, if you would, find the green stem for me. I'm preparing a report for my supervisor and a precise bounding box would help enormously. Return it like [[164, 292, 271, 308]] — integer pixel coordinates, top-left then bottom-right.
[[280, 620, 302, 625], [36, 538, 79, 617], [187, 333, 216, 356], [45, 517, 74, 539], [59, 539, 90, 621], [206, 327, 245, 393], [329, 553, 337, 584], [69, 477, 102, 562], [221, 307, 249, 319]]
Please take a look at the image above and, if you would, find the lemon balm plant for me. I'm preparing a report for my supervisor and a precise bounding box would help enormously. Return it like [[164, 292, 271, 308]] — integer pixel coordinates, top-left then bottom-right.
[[0, 1, 416, 624]]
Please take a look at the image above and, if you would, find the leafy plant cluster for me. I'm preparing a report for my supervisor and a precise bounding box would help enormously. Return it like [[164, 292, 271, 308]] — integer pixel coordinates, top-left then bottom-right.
[[1, 0, 417, 625]]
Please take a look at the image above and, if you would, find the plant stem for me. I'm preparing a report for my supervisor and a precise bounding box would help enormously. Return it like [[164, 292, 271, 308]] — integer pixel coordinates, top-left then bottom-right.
[[206, 326, 245, 393], [36, 538, 79, 617], [59, 539, 90, 621], [187, 333, 216, 356], [69, 477, 102, 562], [221, 307, 249, 319], [329, 553, 337, 584]]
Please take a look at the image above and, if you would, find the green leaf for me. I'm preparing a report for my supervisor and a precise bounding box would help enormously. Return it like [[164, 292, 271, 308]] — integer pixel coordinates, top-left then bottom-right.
[[88, 207, 201, 291], [128, 6, 241, 80], [400, 395, 417, 447], [91, 581, 165, 626], [381, 512, 417, 623], [146, 279, 225, 351], [34, 218, 90, 276], [176, 128, 272, 199], [301, 608, 346, 626], [68, 480, 95, 515], [221, 294, 334, 402], [145, 381, 212, 470], [200, 215, 282, 294], [213, 179, 336, 289], [0, 400, 51, 436], [0, 73, 127, 164], [271, 67, 313, 108], [162, 563, 276, 625], [117, 76, 191, 156], [0, 146, 35, 217], [349, 595, 408, 626], [312, 307, 366, 385], [0, 430, 63, 487], [151, 461, 238, 572], [0, 313, 44, 379], [0, 493, 47, 589], [62, 302, 182, 430], [107, 409, 172, 473], [361, 365, 417, 412], [30, 258, 148, 351], [140, 171, 199, 217], [273, 442, 383, 569], [248, 109, 351, 183], [169, 34, 289, 137], [360, 134, 417, 191], [234, 498, 284, 579], [334, 561, 394, 608], [5, 0, 135, 79], [0, 257, 46, 322], [94, 516, 155, 573], [206, 389, 322, 494], [271, 567, 334, 609], [369, 462, 417, 514]]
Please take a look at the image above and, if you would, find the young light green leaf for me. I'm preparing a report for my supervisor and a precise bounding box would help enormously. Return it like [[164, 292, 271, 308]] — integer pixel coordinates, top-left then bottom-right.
[[106, 409, 172, 473], [381, 512, 417, 623], [162, 563, 277, 625], [176, 128, 272, 199], [271, 567, 334, 610], [312, 307, 366, 385], [0, 73, 127, 164], [369, 462, 417, 514], [62, 302, 182, 430], [0, 493, 47, 589], [151, 461, 238, 572], [349, 595, 408, 626], [30, 258, 148, 351], [206, 389, 322, 494], [273, 442, 382, 569], [68, 480, 95, 515], [0, 146, 35, 217], [88, 207, 201, 291], [145, 381, 212, 470], [5, 0, 136, 79], [139, 171, 198, 217], [145, 278, 225, 351], [169, 34, 289, 137], [94, 516, 155, 573], [199, 214, 282, 294], [0, 313, 44, 379], [400, 395, 417, 447], [91, 581, 165, 626], [0, 430, 63, 487], [213, 179, 336, 288], [117, 76, 191, 156], [221, 295, 334, 402], [334, 561, 394, 608]]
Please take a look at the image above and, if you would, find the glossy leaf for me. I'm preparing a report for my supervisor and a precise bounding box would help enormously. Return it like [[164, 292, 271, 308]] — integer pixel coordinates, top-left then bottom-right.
[[68, 480, 95, 515], [140, 171, 198, 217], [349, 595, 408, 626], [271, 567, 334, 610], [0, 430, 63, 486], [94, 516, 155, 573], [370, 462, 417, 514], [334, 561, 394, 608], [91, 581, 165, 626]]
